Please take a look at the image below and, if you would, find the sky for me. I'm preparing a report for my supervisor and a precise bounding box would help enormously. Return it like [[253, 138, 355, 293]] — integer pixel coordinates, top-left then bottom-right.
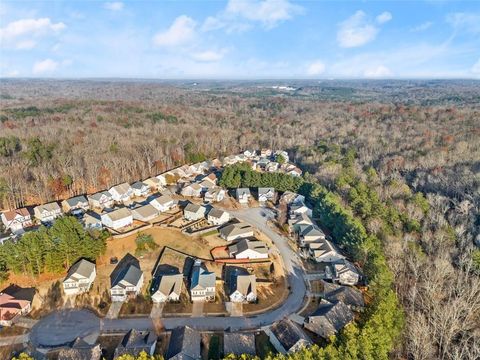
[[0, 0, 479, 79]]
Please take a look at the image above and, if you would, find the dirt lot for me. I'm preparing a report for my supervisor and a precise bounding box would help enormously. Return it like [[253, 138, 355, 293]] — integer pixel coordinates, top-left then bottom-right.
[[243, 278, 288, 314]]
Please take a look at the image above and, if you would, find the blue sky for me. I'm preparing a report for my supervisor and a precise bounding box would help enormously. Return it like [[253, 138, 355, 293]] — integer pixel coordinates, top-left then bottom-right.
[[1, 0, 479, 78]]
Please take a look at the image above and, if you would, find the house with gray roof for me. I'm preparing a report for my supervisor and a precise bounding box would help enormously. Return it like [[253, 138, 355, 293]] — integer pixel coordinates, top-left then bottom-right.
[[190, 260, 215, 302], [207, 208, 230, 225], [183, 203, 207, 221], [322, 281, 365, 309], [109, 182, 133, 203], [258, 187, 276, 203], [224, 332, 256, 357], [269, 319, 312, 354], [110, 256, 144, 302], [114, 329, 157, 358], [204, 187, 225, 203], [151, 272, 183, 303], [33, 202, 62, 223], [228, 239, 269, 260], [63, 259, 96, 296], [229, 271, 257, 303], [61, 196, 89, 215], [131, 181, 150, 197], [57, 337, 102, 360], [101, 207, 133, 230], [304, 300, 354, 339], [219, 222, 254, 242], [334, 260, 361, 286], [308, 239, 345, 263], [236, 188, 251, 204], [297, 224, 326, 246], [166, 326, 201, 360], [131, 204, 159, 222], [88, 191, 114, 210], [82, 212, 102, 230], [149, 194, 175, 212]]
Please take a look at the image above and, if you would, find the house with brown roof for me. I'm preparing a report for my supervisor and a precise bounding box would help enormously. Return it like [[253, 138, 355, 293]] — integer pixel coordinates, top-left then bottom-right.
[[0, 287, 33, 326], [1, 208, 33, 234]]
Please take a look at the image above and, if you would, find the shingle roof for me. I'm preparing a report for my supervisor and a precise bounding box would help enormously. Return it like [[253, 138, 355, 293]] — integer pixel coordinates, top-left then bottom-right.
[[2, 208, 30, 221], [322, 281, 364, 308], [167, 326, 201, 360], [114, 329, 157, 358], [154, 273, 183, 298], [65, 196, 88, 207], [132, 204, 158, 218], [131, 181, 148, 190], [88, 191, 112, 201], [220, 223, 253, 238], [104, 207, 132, 222], [184, 203, 204, 214], [229, 239, 268, 255], [190, 264, 215, 290], [65, 259, 95, 282], [305, 300, 354, 338], [270, 319, 311, 352], [208, 208, 227, 219], [224, 332, 256, 356], [231, 273, 256, 297], [111, 263, 142, 289], [111, 182, 131, 195]]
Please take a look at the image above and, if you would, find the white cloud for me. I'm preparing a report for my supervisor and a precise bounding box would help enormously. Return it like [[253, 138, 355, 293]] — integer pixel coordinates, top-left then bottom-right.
[[225, 0, 303, 29], [153, 15, 197, 47], [376, 12, 392, 24], [104, 2, 124, 11], [446, 12, 480, 34], [190, 49, 227, 62], [411, 21, 433, 32], [0, 18, 65, 43], [472, 59, 480, 75], [16, 39, 36, 50], [364, 65, 392, 78], [32, 59, 59, 74], [337, 11, 379, 48], [306, 60, 326, 76], [5, 70, 19, 77]]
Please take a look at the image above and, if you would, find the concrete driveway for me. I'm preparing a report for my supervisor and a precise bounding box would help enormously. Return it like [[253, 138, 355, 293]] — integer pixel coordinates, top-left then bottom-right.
[[28, 207, 308, 339], [192, 301, 205, 317], [105, 301, 123, 319]]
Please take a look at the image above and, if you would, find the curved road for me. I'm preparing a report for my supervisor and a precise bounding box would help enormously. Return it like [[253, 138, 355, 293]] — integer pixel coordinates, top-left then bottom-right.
[[30, 207, 308, 347]]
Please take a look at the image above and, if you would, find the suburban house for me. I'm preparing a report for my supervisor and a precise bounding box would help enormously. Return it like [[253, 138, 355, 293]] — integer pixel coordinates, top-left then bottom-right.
[[243, 150, 256, 158], [290, 203, 313, 218], [199, 179, 215, 192], [334, 260, 361, 286], [151, 273, 183, 303], [289, 213, 314, 233], [204, 187, 225, 203], [33, 202, 62, 223], [131, 204, 159, 222], [82, 212, 102, 230], [203, 172, 217, 185], [229, 272, 257, 303], [63, 259, 96, 296], [1, 208, 33, 235], [228, 239, 269, 260], [109, 182, 133, 203], [61, 195, 89, 215], [143, 177, 163, 191], [275, 150, 289, 163], [166, 326, 201, 360], [101, 207, 133, 230], [269, 319, 312, 354], [131, 181, 150, 197], [266, 162, 279, 172], [258, 187, 276, 203], [280, 191, 305, 205], [181, 183, 203, 198], [308, 239, 346, 263], [0, 286, 33, 326], [256, 158, 270, 170], [149, 194, 175, 212], [183, 203, 207, 221], [322, 281, 365, 309], [207, 208, 230, 225], [224, 332, 256, 357], [110, 259, 144, 302], [190, 260, 216, 302], [288, 167, 303, 177], [87, 191, 114, 210], [304, 300, 354, 339], [114, 329, 157, 358], [219, 222, 254, 242], [297, 224, 326, 246], [57, 337, 102, 360], [156, 173, 167, 186], [260, 149, 272, 158], [236, 188, 251, 204]]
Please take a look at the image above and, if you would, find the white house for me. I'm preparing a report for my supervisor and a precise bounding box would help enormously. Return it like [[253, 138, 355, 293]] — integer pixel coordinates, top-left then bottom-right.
[[290, 203, 313, 218], [33, 202, 62, 223], [308, 240, 345, 263], [183, 203, 207, 221], [219, 222, 254, 242], [151, 273, 183, 303], [83, 212, 103, 230], [143, 177, 163, 192], [229, 273, 257, 303], [156, 173, 168, 186], [1, 208, 33, 235], [181, 183, 203, 198], [110, 262, 144, 302], [149, 194, 175, 212], [109, 182, 133, 203], [228, 239, 269, 260], [280, 191, 305, 205], [61, 195, 89, 215], [101, 207, 133, 230], [190, 260, 216, 302], [207, 208, 230, 225], [131, 181, 150, 197], [258, 187, 276, 203], [88, 191, 114, 210], [131, 204, 159, 222], [204, 187, 225, 203], [236, 188, 251, 204], [288, 167, 302, 177], [298, 224, 326, 246], [63, 259, 96, 296], [266, 162, 279, 172], [334, 260, 361, 286]]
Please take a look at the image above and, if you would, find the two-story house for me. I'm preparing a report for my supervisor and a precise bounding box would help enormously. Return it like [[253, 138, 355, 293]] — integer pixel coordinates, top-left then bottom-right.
[[88, 191, 114, 210], [110, 260, 144, 302], [1, 208, 33, 235], [63, 259, 96, 296], [33, 202, 62, 223], [190, 260, 216, 302], [109, 182, 134, 204]]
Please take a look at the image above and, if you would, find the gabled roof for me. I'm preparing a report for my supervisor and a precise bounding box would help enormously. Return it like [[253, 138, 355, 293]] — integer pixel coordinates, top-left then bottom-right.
[[114, 329, 157, 358], [88, 191, 112, 201], [103, 207, 132, 222], [132, 204, 158, 218], [110, 182, 131, 195], [308, 239, 344, 259], [64, 259, 95, 282], [58, 338, 102, 360], [190, 263, 215, 290], [334, 260, 360, 277], [83, 212, 101, 225], [305, 300, 354, 338], [208, 208, 228, 219], [36, 202, 61, 213], [229, 239, 268, 255], [131, 181, 149, 190], [220, 223, 254, 238], [224, 332, 256, 356], [258, 187, 275, 196], [151, 194, 174, 205], [111, 263, 142, 289], [64, 195, 88, 207], [231, 274, 256, 297], [300, 224, 325, 238], [184, 203, 205, 214], [270, 319, 311, 352], [167, 326, 201, 360], [322, 281, 364, 308], [154, 273, 183, 298], [2, 208, 30, 221]]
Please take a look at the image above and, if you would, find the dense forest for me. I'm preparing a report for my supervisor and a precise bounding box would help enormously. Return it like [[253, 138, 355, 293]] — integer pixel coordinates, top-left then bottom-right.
[[0, 79, 479, 359]]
